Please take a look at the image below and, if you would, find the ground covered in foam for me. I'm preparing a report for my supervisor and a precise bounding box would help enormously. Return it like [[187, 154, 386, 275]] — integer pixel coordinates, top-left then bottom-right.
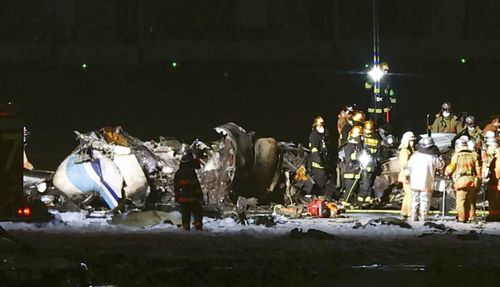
[[1, 211, 499, 286]]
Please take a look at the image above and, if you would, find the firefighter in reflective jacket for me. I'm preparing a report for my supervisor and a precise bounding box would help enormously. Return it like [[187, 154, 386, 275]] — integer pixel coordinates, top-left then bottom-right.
[[482, 138, 500, 221], [445, 139, 481, 223], [365, 62, 396, 126], [358, 120, 381, 204], [339, 110, 365, 147], [174, 149, 203, 231], [341, 126, 364, 205], [430, 102, 463, 133], [308, 116, 329, 196]]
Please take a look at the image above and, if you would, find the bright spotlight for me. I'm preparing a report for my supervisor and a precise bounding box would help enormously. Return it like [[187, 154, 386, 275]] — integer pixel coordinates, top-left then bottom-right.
[[368, 66, 384, 82]]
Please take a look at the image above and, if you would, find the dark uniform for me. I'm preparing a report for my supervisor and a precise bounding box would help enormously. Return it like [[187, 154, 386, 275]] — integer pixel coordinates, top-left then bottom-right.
[[365, 64, 396, 128], [339, 111, 365, 147], [174, 157, 203, 231], [341, 135, 363, 204], [359, 133, 381, 202], [308, 129, 329, 196], [340, 121, 353, 147]]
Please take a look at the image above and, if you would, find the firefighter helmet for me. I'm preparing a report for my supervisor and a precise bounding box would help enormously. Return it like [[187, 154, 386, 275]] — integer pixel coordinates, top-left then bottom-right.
[[383, 134, 396, 147], [180, 147, 194, 163], [485, 136, 498, 146], [464, 115, 476, 127], [485, 130, 495, 139], [181, 152, 194, 163], [399, 131, 416, 149], [467, 140, 476, 151], [401, 131, 416, 143], [441, 102, 452, 112], [381, 62, 389, 71], [454, 138, 467, 151], [351, 111, 366, 123], [312, 116, 325, 129], [349, 125, 363, 138], [419, 136, 435, 149], [363, 120, 375, 134]]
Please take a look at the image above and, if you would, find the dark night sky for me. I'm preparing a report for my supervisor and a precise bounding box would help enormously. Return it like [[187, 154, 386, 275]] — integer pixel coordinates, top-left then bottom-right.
[[0, 1, 499, 169]]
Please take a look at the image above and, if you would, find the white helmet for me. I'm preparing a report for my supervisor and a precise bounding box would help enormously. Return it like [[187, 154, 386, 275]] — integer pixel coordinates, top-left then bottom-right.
[[485, 136, 498, 147], [485, 130, 496, 139], [459, 135, 469, 142], [455, 138, 467, 151], [399, 131, 416, 149], [419, 136, 435, 149], [401, 131, 416, 142], [467, 140, 476, 151]]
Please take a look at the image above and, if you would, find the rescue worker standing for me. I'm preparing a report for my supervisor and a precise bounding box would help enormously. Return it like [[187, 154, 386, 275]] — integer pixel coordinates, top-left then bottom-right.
[[398, 131, 416, 218], [337, 105, 356, 142], [407, 137, 444, 221], [430, 102, 463, 133], [339, 111, 365, 147], [482, 136, 500, 221], [365, 62, 396, 127], [341, 126, 364, 206], [308, 116, 331, 198], [454, 115, 483, 150], [445, 139, 481, 223], [174, 149, 203, 231], [337, 109, 364, 197], [358, 120, 380, 205], [482, 116, 499, 138]]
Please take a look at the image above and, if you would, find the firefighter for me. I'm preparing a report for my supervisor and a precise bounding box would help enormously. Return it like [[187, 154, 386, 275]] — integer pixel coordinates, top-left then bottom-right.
[[365, 62, 396, 127], [337, 104, 356, 140], [482, 116, 499, 137], [337, 110, 364, 196], [482, 137, 500, 221], [339, 110, 365, 147], [340, 125, 364, 206], [430, 102, 463, 133], [484, 131, 497, 146], [174, 149, 203, 231], [454, 115, 483, 150], [398, 131, 416, 218], [358, 120, 381, 205], [407, 137, 444, 221], [308, 116, 331, 198], [445, 139, 482, 223]]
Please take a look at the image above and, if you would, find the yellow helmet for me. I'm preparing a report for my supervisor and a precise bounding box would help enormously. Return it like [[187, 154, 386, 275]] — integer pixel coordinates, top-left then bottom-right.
[[349, 125, 363, 138], [381, 62, 389, 71], [312, 116, 325, 129], [363, 120, 375, 134], [352, 111, 366, 123]]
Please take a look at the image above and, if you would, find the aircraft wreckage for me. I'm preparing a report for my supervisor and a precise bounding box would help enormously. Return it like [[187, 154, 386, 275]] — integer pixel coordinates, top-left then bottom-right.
[[24, 123, 317, 214], [22, 123, 455, 219]]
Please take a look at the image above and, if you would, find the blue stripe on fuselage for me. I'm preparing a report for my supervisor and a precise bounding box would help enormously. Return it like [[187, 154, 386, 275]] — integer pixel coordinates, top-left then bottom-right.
[[65, 155, 119, 208], [65, 155, 99, 195], [90, 159, 121, 203]]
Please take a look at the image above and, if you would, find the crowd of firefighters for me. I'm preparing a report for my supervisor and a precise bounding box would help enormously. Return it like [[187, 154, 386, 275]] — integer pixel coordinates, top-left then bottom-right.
[[307, 102, 500, 223]]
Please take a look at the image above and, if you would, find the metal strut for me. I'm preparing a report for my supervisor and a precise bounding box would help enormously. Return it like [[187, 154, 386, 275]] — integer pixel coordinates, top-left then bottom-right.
[[372, 0, 382, 125]]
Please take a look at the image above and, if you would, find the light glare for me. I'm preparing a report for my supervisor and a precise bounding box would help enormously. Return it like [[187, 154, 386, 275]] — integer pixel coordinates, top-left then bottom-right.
[[368, 66, 384, 82]]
